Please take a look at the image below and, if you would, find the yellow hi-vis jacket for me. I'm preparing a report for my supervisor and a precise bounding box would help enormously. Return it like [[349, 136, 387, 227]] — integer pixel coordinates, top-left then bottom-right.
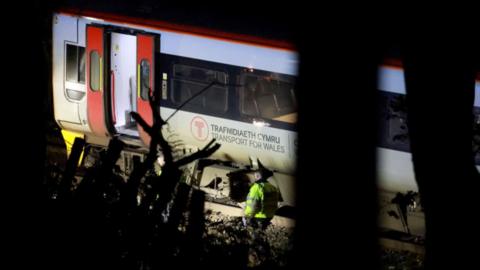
[[244, 181, 279, 219]]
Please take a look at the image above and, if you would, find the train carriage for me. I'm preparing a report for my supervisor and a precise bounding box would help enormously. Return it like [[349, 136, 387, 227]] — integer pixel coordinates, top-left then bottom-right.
[[52, 10, 299, 207]]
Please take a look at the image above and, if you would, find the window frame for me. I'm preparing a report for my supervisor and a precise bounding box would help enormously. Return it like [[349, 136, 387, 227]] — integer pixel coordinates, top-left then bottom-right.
[[170, 63, 229, 114], [89, 50, 101, 92], [140, 59, 151, 101], [65, 44, 86, 84], [239, 72, 297, 122]]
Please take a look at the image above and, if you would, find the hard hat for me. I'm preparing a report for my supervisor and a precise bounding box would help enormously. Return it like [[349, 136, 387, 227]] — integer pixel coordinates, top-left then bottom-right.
[[256, 160, 273, 179]]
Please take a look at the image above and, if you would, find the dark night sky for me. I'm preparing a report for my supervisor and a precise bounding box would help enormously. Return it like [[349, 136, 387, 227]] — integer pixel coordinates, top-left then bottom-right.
[[58, 0, 296, 44]]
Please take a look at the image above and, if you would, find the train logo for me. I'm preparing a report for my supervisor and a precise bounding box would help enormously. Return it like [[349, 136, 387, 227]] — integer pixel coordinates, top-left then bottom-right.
[[191, 116, 209, 141]]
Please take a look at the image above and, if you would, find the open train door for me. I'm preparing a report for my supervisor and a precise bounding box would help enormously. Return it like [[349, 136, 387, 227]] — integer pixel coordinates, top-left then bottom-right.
[[136, 33, 159, 146], [86, 25, 109, 137]]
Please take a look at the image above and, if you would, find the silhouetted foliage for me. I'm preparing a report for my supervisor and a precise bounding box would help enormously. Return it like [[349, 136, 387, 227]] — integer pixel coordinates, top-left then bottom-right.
[[42, 88, 224, 269]]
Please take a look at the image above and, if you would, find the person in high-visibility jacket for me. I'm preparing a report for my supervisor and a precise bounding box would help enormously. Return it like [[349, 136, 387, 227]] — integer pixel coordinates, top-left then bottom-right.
[[244, 161, 279, 229]]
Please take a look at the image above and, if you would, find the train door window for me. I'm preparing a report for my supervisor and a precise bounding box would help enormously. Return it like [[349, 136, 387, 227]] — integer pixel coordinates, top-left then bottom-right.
[[66, 44, 86, 84], [171, 64, 228, 113], [140, 59, 150, 100], [240, 73, 297, 123], [89, 50, 101, 91]]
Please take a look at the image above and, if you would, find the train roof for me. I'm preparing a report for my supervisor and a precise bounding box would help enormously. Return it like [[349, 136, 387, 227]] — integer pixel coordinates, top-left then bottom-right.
[[56, 3, 296, 52]]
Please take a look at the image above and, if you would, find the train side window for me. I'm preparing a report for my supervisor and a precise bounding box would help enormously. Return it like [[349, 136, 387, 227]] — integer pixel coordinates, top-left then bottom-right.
[[140, 59, 150, 100], [171, 64, 228, 113], [240, 74, 297, 123], [66, 44, 86, 84], [89, 50, 100, 91]]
